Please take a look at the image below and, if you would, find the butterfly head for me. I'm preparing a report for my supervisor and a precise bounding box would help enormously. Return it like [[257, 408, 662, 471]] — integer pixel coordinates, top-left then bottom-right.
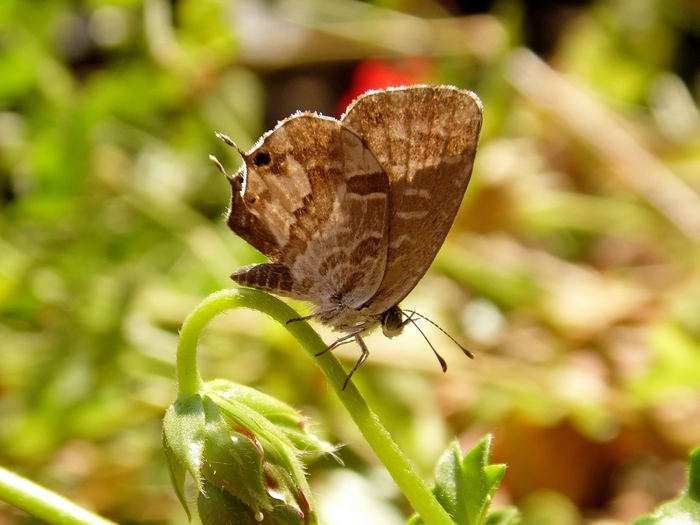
[[380, 306, 408, 339]]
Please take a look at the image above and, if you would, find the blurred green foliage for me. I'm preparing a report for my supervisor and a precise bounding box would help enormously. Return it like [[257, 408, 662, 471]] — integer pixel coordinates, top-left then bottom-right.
[[1, 0, 700, 523]]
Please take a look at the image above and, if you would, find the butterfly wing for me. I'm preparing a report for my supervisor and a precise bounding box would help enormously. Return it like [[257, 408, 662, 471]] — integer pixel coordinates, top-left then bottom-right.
[[341, 85, 483, 314], [226, 113, 391, 310]]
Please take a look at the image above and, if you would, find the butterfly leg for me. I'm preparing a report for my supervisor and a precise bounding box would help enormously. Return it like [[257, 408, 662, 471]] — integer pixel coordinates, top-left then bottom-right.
[[342, 334, 370, 390], [286, 314, 316, 325], [312, 328, 368, 390], [316, 328, 364, 357]]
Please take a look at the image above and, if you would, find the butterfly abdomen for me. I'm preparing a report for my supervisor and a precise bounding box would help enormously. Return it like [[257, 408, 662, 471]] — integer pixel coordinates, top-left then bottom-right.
[[232, 263, 296, 295]]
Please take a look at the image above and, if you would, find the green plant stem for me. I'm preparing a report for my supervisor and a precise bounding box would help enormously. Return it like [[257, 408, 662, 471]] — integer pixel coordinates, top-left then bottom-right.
[[0, 466, 116, 525], [177, 288, 456, 525]]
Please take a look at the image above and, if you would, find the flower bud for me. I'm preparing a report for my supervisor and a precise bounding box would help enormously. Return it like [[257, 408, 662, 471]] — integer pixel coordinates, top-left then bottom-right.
[[163, 381, 335, 524]]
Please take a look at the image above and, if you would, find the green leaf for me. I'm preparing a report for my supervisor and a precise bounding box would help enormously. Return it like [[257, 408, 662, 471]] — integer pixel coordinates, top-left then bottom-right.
[[163, 435, 191, 520], [197, 474, 311, 525], [209, 391, 314, 495], [262, 462, 312, 520], [200, 394, 271, 515], [633, 446, 700, 525], [198, 478, 265, 525], [207, 380, 336, 456], [162, 394, 207, 491]]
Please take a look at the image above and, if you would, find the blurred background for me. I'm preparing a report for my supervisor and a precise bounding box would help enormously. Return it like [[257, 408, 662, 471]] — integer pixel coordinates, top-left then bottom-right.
[[2, 0, 700, 523]]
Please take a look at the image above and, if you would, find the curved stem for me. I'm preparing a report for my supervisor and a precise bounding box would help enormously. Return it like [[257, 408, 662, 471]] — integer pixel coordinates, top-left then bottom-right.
[[177, 288, 455, 525], [0, 466, 116, 525]]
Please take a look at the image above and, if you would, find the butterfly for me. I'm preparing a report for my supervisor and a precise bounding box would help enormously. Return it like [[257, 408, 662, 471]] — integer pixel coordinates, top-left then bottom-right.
[[211, 85, 483, 388]]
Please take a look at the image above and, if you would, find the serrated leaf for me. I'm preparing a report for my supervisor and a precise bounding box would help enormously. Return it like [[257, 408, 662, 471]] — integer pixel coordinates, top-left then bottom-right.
[[484, 507, 521, 525], [633, 447, 700, 525], [412, 435, 512, 525], [461, 436, 492, 524], [434, 441, 469, 522], [406, 514, 423, 525], [483, 464, 507, 502]]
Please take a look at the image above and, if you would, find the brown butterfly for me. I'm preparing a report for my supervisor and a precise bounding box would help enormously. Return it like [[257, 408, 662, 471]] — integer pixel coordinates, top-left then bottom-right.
[[212, 85, 483, 388]]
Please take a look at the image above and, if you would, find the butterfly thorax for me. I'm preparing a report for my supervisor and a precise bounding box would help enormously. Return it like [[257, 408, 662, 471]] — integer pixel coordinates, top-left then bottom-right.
[[313, 301, 382, 334], [313, 301, 407, 339]]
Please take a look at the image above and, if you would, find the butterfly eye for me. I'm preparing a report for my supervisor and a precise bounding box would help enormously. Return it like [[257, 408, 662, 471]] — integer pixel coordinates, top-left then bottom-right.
[[253, 151, 271, 167], [381, 308, 404, 335]]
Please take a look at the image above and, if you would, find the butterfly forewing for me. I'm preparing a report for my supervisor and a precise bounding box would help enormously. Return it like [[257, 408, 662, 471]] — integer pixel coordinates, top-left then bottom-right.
[[226, 114, 391, 309], [341, 85, 483, 314]]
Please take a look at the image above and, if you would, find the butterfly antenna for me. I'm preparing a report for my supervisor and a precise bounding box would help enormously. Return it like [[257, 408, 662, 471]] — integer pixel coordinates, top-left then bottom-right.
[[404, 315, 447, 372], [404, 310, 475, 360]]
